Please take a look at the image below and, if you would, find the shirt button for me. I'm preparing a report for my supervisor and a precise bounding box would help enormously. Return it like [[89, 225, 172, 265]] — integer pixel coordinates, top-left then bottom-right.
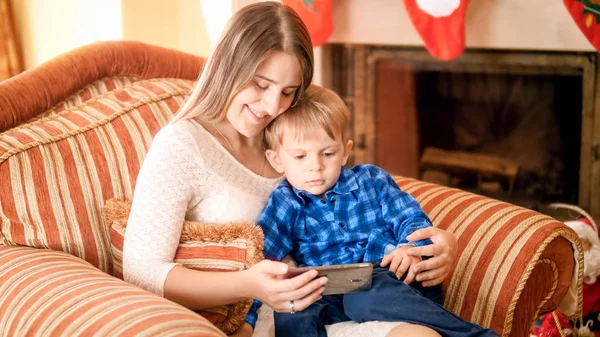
[[321, 200, 326, 204]]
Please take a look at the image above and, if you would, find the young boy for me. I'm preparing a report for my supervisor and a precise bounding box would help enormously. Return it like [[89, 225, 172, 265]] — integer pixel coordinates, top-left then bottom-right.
[[252, 86, 497, 337]]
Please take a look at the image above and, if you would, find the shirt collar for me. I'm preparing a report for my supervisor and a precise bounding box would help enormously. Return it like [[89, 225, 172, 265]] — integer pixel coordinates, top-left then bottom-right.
[[329, 166, 359, 196], [284, 180, 307, 201], [287, 166, 360, 201]]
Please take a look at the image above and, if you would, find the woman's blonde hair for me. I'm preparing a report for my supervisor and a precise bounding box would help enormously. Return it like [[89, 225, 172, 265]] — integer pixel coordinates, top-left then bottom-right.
[[264, 85, 350, 150], [171, 1, 313, 124]]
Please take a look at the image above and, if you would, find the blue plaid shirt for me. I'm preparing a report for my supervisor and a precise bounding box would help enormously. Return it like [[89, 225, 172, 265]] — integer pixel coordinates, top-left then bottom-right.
[[246, 164, 433, 327]]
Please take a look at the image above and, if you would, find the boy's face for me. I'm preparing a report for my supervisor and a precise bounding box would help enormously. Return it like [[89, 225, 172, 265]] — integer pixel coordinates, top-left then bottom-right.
[[266, 127, 353, 198]]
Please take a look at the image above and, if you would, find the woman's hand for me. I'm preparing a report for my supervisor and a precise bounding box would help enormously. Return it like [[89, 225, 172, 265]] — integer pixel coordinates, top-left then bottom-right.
[[405, 227, 458, 287], [380, 245, 421, 284], [242, 260, 327, 313]]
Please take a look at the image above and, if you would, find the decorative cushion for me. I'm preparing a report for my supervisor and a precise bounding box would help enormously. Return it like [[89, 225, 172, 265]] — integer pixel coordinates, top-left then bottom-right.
[[102, 198, 264, 335]]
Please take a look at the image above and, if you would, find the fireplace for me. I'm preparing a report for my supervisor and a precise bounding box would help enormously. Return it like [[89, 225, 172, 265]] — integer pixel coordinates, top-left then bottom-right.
[[328, 44, 600, 219]]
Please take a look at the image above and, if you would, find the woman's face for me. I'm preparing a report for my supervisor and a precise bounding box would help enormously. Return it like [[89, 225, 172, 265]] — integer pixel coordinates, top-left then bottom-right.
[[226, 51, 302, 138]]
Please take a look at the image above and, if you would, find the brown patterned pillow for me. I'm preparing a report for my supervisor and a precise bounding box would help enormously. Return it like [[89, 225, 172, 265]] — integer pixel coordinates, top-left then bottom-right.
[[102, 198, 264, 335]]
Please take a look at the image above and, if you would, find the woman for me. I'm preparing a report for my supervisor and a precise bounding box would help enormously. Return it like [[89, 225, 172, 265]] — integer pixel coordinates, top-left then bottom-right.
[[123, 2, 457, 336]]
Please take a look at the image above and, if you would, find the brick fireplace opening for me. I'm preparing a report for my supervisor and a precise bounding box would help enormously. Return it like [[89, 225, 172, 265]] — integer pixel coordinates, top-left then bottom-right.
[[329, 44, 600, 219]]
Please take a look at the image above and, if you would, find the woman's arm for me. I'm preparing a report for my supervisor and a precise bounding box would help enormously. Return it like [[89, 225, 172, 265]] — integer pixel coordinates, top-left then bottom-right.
[[123, 125, 198, 295], [405, 227, 458, 287], [163, 259, 326, 312]]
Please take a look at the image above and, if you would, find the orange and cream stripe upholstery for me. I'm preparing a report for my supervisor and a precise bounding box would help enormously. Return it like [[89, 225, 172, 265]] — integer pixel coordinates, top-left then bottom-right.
[[0, 245, 225, 337], [26, 76, 141, 124], [0, 77, 194, 275], [0, 41, 582, 337], [393, 177, 582, 336]]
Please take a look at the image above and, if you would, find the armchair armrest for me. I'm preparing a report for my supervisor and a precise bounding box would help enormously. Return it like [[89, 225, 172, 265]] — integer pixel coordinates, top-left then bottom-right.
[[0, 246, 225, 337], [393, 176, 583, 337]]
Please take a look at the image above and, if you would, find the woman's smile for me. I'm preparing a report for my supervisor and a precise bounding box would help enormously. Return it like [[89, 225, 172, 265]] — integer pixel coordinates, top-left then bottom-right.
[[246, 104, 265, 119]]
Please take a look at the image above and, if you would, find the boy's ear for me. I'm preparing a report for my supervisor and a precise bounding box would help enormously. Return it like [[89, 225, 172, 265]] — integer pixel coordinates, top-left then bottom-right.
[[342, 140, 353, 166], [265, 149, 285, 174]]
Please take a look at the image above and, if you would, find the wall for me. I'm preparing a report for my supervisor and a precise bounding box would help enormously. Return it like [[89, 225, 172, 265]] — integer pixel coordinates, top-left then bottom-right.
[[12, 0, 122, 69], [12, 0, 214, 70], [329, 0, 594, 52], [121, 0, 212, 58]]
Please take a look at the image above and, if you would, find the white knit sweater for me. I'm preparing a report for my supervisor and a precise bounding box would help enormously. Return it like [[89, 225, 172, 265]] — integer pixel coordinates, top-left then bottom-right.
[[123, 119, 283, 295], [123, 119, 401, 337]]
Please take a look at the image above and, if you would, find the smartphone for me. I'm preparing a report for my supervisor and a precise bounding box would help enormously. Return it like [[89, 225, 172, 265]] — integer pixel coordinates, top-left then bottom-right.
[[286, 262, 373, 295]]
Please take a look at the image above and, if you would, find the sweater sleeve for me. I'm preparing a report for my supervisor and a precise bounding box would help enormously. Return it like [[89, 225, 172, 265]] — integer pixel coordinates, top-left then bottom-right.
[[123, 124, 205, 296]]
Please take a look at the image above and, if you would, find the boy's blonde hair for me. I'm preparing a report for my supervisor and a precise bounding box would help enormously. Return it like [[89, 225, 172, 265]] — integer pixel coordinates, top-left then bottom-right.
[[171, 2, 313, 124], [264, 85, 350, 150]]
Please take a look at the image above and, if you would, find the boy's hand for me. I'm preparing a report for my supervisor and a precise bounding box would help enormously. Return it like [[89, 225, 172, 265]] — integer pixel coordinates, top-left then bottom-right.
[[380, 245, 422, 284]]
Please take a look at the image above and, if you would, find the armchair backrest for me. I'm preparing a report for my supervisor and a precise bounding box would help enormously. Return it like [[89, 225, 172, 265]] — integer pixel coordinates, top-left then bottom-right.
[[0, 42, 204, 274]]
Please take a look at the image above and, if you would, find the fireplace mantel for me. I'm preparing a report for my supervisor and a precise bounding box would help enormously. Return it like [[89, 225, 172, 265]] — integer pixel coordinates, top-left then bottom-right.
[[328, 0, 593, 52]]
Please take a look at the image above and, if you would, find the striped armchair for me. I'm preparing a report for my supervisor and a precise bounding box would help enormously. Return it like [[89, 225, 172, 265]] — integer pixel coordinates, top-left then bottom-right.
[[0, 41, 582, 337]]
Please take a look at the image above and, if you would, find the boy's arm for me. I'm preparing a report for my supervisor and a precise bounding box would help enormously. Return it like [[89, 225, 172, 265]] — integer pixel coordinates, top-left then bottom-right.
[[258, 188, 298, 261], [246, 188, 298, 327], [371, 166, 433, 247]]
